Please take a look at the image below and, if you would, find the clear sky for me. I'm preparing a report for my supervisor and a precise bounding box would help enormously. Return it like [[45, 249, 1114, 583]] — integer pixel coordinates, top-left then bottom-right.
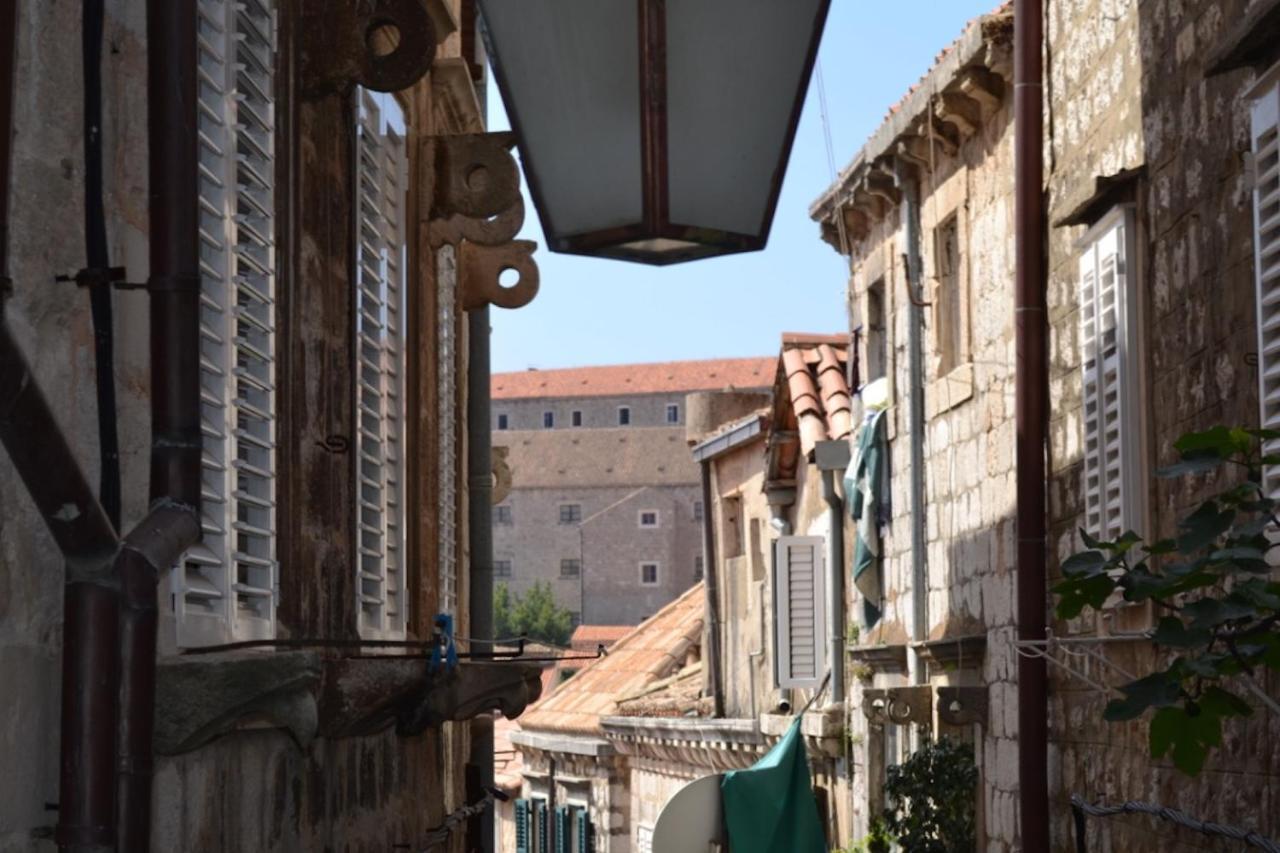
[[486, 2, 996, 374]]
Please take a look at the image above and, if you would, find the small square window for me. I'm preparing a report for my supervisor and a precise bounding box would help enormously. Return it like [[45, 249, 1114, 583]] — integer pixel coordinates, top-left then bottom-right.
[[639, 562, 659, 586], [639, 510, 659, 528], [559, 504, 582, 524], [666, 403, 679, 424], [693, 501, 703, 522], [543, 411, 554, 429], [495, 505, 512, 525], [493, 560, 512, 579], [497, 413, 509, 430], [694, 555, 704, 581], [618, 406, 631, 426], [572, 410, 583, 427], [560, 558, 581, 578]]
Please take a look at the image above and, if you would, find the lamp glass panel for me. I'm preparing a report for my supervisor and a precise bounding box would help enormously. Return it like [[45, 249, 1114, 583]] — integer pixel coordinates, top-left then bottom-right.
[[481, 0, 642, 238], [665, 0, 824, 237]]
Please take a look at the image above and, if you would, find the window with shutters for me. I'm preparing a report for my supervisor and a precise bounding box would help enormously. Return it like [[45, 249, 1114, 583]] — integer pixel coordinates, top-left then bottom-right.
[[1078, 206, 1146, 541], [933, 214, 967, 377], [774, 535, 827, 690], [1251, 64, 1280, 498], [175, 0, 278, 648], [354, 89, 409, 639], [639, 561, 660, 585], [576, 808, 594, 853], [515, 799, 530, 853]]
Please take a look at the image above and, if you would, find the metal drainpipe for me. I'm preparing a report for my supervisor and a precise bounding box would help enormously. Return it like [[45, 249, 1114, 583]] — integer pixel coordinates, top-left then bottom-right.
[[816, 442, 850, 707], [894, 159, 929, 678], [1014, 0, 1050, 847], [0, 6, 124, 852], [467, 305, 495, 853], [699, 459, 725, 717], [115, 1, 205, 848]]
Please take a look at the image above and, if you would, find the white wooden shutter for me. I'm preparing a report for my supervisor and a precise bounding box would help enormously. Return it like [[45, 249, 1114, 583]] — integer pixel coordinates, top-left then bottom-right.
[[774, 535, 827, 690], [176, 0, 278, 647], [355, 90, 409, 639], [437, 245, 459, 617], [1252, 69, 1280, 499], [1079, 210, 1143, 541]]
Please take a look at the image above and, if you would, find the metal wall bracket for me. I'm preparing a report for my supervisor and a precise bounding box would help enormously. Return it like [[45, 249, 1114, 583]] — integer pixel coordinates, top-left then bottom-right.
[[936, 686, 988, 726], [299, 0, 437, 98]]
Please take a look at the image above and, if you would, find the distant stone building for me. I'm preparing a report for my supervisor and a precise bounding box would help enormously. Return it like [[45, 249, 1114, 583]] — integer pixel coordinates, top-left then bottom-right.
[[491, 359, 773, 625]]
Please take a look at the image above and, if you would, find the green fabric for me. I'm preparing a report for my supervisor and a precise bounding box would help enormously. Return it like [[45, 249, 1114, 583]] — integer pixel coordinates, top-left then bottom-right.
[[721, 718, 826, 853], [846, 409, 888, 626]]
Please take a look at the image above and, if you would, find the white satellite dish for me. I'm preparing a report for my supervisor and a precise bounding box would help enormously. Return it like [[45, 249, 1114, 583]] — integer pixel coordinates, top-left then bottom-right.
[[652, 774, 727, 853]]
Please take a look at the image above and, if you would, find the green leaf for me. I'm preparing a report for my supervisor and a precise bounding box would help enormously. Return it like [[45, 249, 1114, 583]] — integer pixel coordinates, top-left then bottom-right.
[[1079, 528, 1104, 550], [1148, 704, 1222, 776], [1151, 617, 1211, 648], [1112, 530, 1143, 554], [1144, 538, 1179, 556], [1105, 672, 1182, 721], [1054, 574, 1116, 619], [1175, 426, 1252, 457], [1184, 598, 1257, 630], [1061, 550, 1108, 577], [1198, 686, 1253, 718], [1177, 501, 1235, 552]]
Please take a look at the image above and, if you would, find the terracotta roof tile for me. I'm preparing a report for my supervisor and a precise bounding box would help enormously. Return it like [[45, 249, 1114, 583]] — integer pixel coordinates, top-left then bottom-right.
[[770, 333, 853, 465], [570, 625, 632, 651], [516, 584, 705, 735], [492, 357, 774, 401], [494, 715, 523, 792]]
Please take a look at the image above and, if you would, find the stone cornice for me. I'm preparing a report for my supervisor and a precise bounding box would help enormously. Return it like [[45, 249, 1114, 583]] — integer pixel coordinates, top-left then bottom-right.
[[600, 716, 766, 770]]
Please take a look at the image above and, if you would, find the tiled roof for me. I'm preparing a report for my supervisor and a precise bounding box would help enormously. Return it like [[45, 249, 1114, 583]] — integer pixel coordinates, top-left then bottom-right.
[[769, 334, 852, 483], [517, 583, 705, 735], [570, 625, 632, 651], [497, 427, 698, 489], [614, 661, 709, 719], [492, 357, 775, 401]]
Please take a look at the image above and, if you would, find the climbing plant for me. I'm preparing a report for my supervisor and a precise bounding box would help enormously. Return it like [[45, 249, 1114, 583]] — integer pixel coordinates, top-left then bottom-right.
[[1052, 425, 1280, 776], [881, 737, 977, 853]]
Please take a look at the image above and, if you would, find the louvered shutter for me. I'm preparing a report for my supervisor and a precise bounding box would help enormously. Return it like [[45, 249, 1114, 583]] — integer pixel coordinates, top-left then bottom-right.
[[554, 806, 570, 853], [1079, 210, 1143, 541], [437, 245, 460, 616], [577, 809, 594, 853], [774, 535, 827, 690], [515, 799, 530, 853], [354, 90, 409, 639], [1253, 70, 1280, 499], [535, 799, 549, 853], [177, 0, 278, 647]]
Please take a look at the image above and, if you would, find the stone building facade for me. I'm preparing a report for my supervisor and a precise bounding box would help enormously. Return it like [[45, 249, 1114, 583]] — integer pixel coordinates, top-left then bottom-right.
[[805, 1, 1280, 851], [0, 1, 541, 850], [491, 359, 772, 626]]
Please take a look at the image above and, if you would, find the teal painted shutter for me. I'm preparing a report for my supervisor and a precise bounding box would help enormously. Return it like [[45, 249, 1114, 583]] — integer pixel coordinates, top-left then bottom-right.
[[536, 799, 549, 853], [578, 809, 595, 853], [555, 806, 570, 853], [515, 799, 529, 853]]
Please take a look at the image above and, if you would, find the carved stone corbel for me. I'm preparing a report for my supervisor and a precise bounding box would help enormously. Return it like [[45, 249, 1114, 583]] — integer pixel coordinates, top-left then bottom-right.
[[425, 133, 540, 312], [933, 92, 982, 139], [300, 0, 438, 98], [861, 686, 933, 727], [957, 67, 1005, 115], [937, 686, 988, 727]]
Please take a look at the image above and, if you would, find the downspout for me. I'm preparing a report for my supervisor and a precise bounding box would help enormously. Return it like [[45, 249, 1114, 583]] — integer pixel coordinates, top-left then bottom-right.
[[116, 1, 205, 848], [467, 306, 495, 853], [894, 159, 928, 680], [816, 441, 851, 707], [1014, 0, 1050, 848], [699, 459, 725, 718], [0, 6, 123, 852]]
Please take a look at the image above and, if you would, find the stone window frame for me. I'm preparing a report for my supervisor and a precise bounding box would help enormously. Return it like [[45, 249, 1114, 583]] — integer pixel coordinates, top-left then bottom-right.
[[558, 503, 583, 525], [559, 558, 582, 578], [496, 413, 509, 430], [924, 202, 975, 419], [665, 402, 680, 423], [617, 405, 632, 426], [543, 410, 554, 429], [638, 561, 660, 586], [571, 409, 583, 427], [638, 509, 660, 529]]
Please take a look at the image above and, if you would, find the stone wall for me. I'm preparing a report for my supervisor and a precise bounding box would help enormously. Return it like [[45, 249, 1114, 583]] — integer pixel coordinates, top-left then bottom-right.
[[495, 392, 692, 431], [1045, 0, 1279, 850]]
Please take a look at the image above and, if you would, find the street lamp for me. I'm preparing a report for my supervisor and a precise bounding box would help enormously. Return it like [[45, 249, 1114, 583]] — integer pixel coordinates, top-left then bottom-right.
[[477, 0, 832, 265]]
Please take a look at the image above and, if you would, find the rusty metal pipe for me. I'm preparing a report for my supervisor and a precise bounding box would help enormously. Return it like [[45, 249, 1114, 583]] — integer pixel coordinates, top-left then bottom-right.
[[1014, 0, 1050, 848]]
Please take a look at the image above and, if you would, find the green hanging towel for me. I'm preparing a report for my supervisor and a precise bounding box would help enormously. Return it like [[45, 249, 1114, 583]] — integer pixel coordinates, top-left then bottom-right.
[[720, 718, 826, 853], [846, 408, 888, 627]]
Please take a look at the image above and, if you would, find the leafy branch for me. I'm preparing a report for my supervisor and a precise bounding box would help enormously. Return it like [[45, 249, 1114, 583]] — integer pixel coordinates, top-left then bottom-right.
[[1053, 426, 1280, 775]]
